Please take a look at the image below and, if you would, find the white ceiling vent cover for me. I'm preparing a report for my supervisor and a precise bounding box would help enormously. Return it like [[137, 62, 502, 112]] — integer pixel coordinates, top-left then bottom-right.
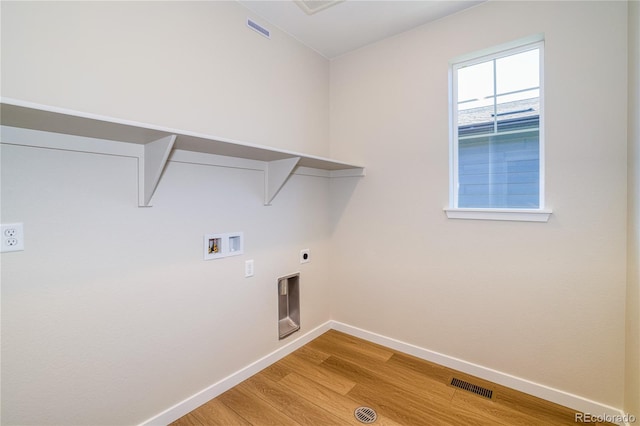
[[294, 0, 344, 15], [247, 18, 270, 39]]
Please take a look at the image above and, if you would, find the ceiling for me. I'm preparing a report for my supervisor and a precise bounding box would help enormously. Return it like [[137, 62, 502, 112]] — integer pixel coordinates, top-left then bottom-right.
[[237, 0, 484, 59]]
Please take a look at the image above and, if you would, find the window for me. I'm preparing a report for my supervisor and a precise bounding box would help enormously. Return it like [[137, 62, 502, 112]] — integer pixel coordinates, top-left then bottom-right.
[[447, 39, 551, 222]]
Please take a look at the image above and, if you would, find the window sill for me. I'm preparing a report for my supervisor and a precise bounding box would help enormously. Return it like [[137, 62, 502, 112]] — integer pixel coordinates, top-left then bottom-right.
[[444, 208, 552, 222]]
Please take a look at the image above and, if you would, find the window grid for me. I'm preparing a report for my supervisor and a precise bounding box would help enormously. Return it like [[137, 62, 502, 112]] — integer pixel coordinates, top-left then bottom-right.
[[450, 41, 544, 211]]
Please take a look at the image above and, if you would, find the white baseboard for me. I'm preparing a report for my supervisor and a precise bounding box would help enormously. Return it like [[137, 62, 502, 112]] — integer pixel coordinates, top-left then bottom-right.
[[330, 321, 631, 426], [138, 321, 332, 426], [140, 320, 630, 426]]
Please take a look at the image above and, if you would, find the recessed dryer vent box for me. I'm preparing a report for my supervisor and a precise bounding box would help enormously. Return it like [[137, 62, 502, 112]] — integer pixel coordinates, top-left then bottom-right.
[[278, 273, 300, 340], [204, 232, 243, 260]]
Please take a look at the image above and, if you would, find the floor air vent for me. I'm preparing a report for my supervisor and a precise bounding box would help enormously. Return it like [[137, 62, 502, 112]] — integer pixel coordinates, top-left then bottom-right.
[[354, 406, 377, 424], [450, 377, 494, 399]]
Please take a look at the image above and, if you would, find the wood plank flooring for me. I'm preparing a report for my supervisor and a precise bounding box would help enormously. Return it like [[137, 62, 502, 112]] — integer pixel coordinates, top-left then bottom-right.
[[171, 330, 613, 425]]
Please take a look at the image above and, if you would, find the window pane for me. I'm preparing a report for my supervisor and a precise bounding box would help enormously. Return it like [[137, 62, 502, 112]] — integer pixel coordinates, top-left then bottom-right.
[[457, 61, 493, 111], [495, 48, 540, 133], [454, 45, 541, 209], [458, 130, 540, 208], [496, 49, 539, 95], [457, 61, 494, 136]]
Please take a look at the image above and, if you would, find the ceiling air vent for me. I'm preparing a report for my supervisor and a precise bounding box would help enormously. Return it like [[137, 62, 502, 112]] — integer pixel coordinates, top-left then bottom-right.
[[294, 0, 344, 15], [247, 18, 270, 39]]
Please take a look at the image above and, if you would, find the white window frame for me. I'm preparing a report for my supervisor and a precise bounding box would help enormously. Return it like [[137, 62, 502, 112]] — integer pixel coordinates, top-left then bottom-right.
[[445, 36, 551, 222]]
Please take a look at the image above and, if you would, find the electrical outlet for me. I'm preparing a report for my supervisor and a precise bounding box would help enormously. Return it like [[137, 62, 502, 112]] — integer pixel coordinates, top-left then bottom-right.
[[300, 248, 310, 264], [1, 223, 24, 253], [245, 259, 254, 277]]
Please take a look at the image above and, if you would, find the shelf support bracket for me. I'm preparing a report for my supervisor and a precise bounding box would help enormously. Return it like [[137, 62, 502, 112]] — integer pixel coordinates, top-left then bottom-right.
[[140, 134, 176, 207], [264, 157, 300, 205]]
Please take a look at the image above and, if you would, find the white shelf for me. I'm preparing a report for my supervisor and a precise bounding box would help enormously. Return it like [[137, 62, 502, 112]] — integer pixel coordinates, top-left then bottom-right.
[[0, 98, 364, 206]]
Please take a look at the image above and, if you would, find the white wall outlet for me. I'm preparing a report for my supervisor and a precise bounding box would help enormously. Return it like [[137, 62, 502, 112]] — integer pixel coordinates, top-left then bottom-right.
[[300, 248, 310, 264], [1, 223, 24, 253], [245, 259, 254, 277]]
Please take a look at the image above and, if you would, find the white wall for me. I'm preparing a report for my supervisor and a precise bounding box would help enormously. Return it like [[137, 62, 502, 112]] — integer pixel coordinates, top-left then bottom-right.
[[626, 0, 640, 419], [1, 2, 333, 425], [2, 0, 635, 423], [329, 0, 628, 409], [0, 1, 329, 157]]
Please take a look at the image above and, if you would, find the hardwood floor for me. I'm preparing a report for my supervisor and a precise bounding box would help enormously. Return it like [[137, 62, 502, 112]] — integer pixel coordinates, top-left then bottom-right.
[[171, 330, 613, 425]]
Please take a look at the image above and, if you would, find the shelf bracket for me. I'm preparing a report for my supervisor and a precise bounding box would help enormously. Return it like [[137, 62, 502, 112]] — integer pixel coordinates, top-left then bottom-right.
[[140, 134, 176, 207], [264, 157, 300, 205]]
